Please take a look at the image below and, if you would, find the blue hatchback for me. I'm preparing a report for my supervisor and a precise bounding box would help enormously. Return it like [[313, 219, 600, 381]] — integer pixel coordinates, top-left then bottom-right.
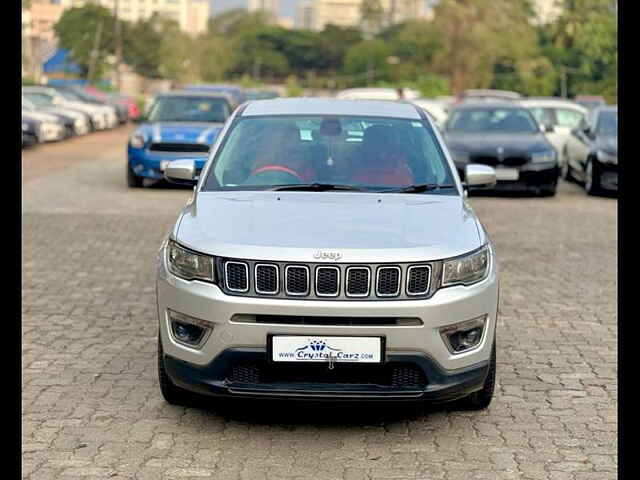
[[127, 91, 231, 187]]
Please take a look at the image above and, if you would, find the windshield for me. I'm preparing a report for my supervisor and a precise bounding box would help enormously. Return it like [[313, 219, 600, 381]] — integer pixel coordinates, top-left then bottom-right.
[[202, 115, 456, 193], [596, 111, 617, 135], [23, 92, 53, 106], [54, 89, 81, 102], [528, 107, 584, 129], [446, 108, 539, 133], [147, 96, 230, 123]]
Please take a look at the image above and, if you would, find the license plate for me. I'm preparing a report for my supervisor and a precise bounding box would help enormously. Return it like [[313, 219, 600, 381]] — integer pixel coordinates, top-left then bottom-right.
[[159, 160, 170, 171], [495, 168, 519, 181], [271, 336, 383, 364]]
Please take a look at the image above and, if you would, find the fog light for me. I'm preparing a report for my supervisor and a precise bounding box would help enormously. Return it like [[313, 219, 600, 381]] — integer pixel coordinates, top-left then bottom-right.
[[440, 315, 487, 354], [167, 309, 213, 349]]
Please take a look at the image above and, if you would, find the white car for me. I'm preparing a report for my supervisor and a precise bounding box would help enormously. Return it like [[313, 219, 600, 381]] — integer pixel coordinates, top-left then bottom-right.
[[21, 111, 65, 142], [411, 99, 449, 129], [23, 97, 91, 136], [519, 98, 589, 178], [22, 86, 113, 131], [156, 98, 500, 409], [335, 87, 421, 101]]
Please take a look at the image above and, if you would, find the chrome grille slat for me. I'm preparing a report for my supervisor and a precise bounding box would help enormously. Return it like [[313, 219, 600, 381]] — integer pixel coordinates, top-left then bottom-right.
[[255, 264, 278, 295], [225, 261, 249, 292], [346, 267, 370, 297], [376, 266, 401, 297], [285, 265, 310, 296], [406, 265, 431, 296], [315, 266, 340, 297]]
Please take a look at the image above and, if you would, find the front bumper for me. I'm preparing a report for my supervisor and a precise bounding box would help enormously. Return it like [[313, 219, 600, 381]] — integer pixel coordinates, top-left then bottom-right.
[[128, 147, 207, 180], [163, 347, 490, 402], [156, 247, 499, 401]]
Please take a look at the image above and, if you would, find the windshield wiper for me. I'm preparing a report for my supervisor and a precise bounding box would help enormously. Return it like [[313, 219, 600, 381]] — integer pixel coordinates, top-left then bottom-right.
[[379, 183, 457, 193], [269, 183, 370, 192]]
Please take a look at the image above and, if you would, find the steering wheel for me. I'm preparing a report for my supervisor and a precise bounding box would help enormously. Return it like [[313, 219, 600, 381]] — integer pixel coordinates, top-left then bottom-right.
[[245, 165, 304, 185]]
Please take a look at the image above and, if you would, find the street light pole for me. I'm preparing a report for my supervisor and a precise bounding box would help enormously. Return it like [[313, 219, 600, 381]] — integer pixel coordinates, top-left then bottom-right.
[[114, 0, 123, 90]]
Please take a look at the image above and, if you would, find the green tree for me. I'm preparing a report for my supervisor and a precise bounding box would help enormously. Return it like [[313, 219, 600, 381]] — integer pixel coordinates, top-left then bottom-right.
[[54, 5, 117, 79], [431, 0, 539, 94], [343, 40, 392, 84]]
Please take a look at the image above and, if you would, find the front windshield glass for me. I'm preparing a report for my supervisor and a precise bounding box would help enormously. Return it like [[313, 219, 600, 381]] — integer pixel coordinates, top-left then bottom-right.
[[446, 108, 539, 134], [202, 115, 456, 192], [596, 111, 618, 135], [23, 92, 53, 106], [528, 107, 584, 129], [147, 96, 230, 123]]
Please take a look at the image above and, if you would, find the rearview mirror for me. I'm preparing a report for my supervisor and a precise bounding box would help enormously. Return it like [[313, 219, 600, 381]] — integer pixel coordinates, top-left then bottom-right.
[[165, 159, 197, 185], [465, 164, 496, 188]]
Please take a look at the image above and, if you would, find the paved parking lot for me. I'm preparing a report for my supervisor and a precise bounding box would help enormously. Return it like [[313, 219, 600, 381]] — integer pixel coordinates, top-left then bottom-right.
[[22, 127, 617, 480]]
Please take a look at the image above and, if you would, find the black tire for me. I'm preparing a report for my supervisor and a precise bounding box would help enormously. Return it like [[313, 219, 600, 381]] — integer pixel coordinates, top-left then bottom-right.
[[457, 343, 496, 411], [538, 181, 557, 197], [585, 159, 602, 196], [157, 334, 195, 406], [562, 147, 574, 182], [127, 163, 144, 188]]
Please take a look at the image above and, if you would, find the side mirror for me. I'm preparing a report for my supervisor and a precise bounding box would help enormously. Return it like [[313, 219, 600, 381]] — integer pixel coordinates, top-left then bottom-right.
[[465, 164, 496, 188], [165, 159, 197, 185]]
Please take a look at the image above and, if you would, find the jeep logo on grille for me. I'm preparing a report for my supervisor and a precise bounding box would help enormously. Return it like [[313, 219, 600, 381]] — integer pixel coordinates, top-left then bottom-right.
[[313, 251, 342, 261]]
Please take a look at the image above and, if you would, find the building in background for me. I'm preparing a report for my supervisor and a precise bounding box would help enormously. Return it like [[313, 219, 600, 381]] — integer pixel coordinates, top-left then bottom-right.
[[22, 0, 64, 82], [57, 0, 210, 35], [248, 0, 279, 18], [294, 0, 432, 31], [294, 0, 316, 29], [532, 0, 563, 25]]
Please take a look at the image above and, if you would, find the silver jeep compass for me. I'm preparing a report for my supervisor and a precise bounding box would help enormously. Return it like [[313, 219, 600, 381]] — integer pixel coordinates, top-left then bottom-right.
[[156, 98, 500, 409]]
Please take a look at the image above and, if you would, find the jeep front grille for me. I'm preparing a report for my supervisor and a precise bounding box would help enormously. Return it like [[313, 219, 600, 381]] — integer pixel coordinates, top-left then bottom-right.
[[219, 259, 440, 301]]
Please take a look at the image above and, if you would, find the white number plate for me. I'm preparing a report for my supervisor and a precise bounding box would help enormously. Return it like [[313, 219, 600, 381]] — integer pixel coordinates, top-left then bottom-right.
[[495, 168, 519, 181], [271, 336, 382, 363]]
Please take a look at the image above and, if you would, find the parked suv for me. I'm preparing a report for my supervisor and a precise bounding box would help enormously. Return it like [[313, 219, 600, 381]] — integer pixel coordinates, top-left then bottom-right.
[[156, 98, 500, 409]]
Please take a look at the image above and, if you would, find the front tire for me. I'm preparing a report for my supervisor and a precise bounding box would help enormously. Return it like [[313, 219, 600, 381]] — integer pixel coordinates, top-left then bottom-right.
[[457, 343, 496, 410], [585, 159, 602, 196], [127, 163, 144, 188], [158, 334, 196, 406]]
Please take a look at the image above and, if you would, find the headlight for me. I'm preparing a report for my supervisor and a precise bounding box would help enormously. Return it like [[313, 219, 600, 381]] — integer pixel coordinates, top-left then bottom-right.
[[449, 150, 470, 163], [531, 149, 556, 163], [597, 150, 617, 163], [129, 131, 147, 149], [442, 245, 490, 287], [167, 240, 215, 283], [74, 118, 84, 128]]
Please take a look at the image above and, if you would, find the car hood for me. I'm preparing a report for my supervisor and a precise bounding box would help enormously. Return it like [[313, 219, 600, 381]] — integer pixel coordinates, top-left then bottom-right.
[[176, 192, 483, 263], [444, 132, 551, 156], [140, 121, 223, 145], [595, 135, 617, 155], [41, 106, 85, 121]]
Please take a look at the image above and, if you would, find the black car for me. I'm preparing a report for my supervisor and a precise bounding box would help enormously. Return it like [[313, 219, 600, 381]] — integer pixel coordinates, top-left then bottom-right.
[[564, 106, 617, 195], [443, 102, 559, 196], [22, 116, 41, 148]]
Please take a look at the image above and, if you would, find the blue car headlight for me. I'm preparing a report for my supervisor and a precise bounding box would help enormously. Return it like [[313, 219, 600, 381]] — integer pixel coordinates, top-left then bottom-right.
[[130, 131, 148, 149]]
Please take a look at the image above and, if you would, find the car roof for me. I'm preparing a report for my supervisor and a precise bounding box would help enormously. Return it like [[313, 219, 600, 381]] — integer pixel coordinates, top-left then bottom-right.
[[449, 101, 528, 110], [240, 98, 423, 119], [519, 98, 588, 112]]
